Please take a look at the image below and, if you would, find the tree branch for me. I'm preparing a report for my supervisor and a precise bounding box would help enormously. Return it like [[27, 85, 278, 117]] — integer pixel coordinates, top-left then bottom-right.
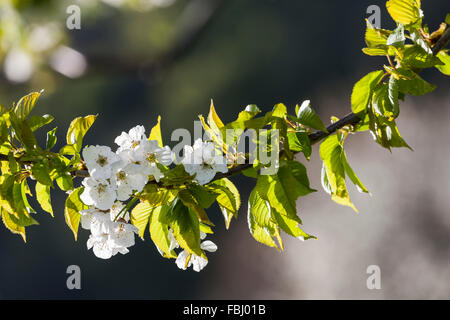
[[2, 23, 450, 187]]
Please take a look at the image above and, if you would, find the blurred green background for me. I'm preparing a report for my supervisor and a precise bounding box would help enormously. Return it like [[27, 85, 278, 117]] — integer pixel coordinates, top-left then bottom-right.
[[0, 0, 449, 299]]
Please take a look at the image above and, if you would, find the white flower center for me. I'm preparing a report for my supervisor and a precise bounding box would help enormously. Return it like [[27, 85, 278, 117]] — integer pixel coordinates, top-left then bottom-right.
[[96, 155, 108, 167], [96, 183, 108, 194], [117, 171, 127, 181], [147, 152, 157, 163]]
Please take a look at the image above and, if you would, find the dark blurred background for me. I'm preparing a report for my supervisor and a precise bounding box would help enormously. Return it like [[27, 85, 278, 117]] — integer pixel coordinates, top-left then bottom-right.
[[0, 0, 449, 299]]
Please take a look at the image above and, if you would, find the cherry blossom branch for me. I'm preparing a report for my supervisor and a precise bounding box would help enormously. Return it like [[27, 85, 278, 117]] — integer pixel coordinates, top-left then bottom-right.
[[1, 26, 449, 187]]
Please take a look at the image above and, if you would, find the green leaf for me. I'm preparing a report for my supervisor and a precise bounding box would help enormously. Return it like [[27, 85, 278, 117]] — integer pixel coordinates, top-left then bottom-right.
[[319, 135, 360, 212], [148, 205, 177, 258], [210, 178, 240, 229], [188, 184, 218, 209], [139, 184, 177, 207], [247, 189, 281, 250], [410, 30, 432, 54], [362, 47, 395, 56], [256, 160, 313, 223], [293, 100, 327, 132], [64, 187, 88, 240], [28, 114, 54, 132], [1, 208, 27, 242], [56, 172, 73, 191], [13, 91, 42, 120], [207, 100, 225, 133], [272, 103, 288, 118], [178, 189, 214, 226], [369, 114, 412, 151], [446, 14, 450, 25], [371, 78, 399, 119], [436, 51, 450, 75], [66, 115, 97, 152], [365, 22, 391, 48], [149, 115, 163, 147], [35, 182, 53, 216], [271, 209, 315, 241], [386, 0, 422, 25], [31, 163, 53, 186], [397, 73, 436, 96], [59, 144, 77, 156], [130, 201, 153, 239], [387, 24, 405, 47], [287, 160, 316, 195], [166, 199, 203, 257], [46, 127, 57, 150], [402, 45, 443, 69], [0, 174, 18, 217], [287, 131, 312, 160], [351, 71, 385, 116]]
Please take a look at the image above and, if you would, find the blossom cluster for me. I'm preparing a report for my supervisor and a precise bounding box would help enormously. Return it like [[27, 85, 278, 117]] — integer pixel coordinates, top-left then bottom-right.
[[78, 125, 227, 268], [79, 125, 174, 259]]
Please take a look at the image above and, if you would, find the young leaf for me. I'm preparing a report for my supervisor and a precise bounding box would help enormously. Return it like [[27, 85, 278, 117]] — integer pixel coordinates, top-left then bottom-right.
[[64, 187, 88, 240], [386, 0, 422, 25], [207, 100, 225, 133], [56, 172, 73, 191], [178, 189, 214, 226], [271, 209, 315, 241], [139, 185, 177, 207], [255, 161, 312, 223], [319, 135, 360, 212], [31, 163, 53, 186], [46, 127, 58, 150], [287, 131, 311, 159], [386, 24, 405, 47], [247, 189, 281, 250], [397, 73, 436, 96], [66, 115, 97, 152], [294, 100, 328, 132], [402, 45, 443, 69], [13, 91, 42, 120], [364, 22, 390, 48], [148, 205, 177, 258], [209, 178, 240, 229], [166, 199, 203, 257], [1, 208, 26, 242], [130, 201, 153, 239], [435, 51, 450, 75], [351, 70, 385, 116], [149, 115, 163, 147], [35, 182, 53, 216], [28, 114, 54, 131]]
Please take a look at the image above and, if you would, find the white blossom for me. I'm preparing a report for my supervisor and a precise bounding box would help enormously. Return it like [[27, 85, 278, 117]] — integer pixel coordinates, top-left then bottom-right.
[[110, 159, 148, 201], [114, 125, 146, 152], [79, 207, 104, 230], [108, 221, 138, 250], [80, 177, 117, 210], [109, 201, 129, 222], [84, 207, 138, 259], [119, 147, 165, 182], [182, 139, 227, 185], [174, 231, 217, 272], [87, 233, 115, 259], [82, 145, 120, 180]]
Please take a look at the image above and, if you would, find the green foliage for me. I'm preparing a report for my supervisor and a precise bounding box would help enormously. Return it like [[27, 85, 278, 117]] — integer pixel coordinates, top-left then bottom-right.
[[320, 133, 368, 212], [64, 187, 88, 240], [386, 0, 422, 26]]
